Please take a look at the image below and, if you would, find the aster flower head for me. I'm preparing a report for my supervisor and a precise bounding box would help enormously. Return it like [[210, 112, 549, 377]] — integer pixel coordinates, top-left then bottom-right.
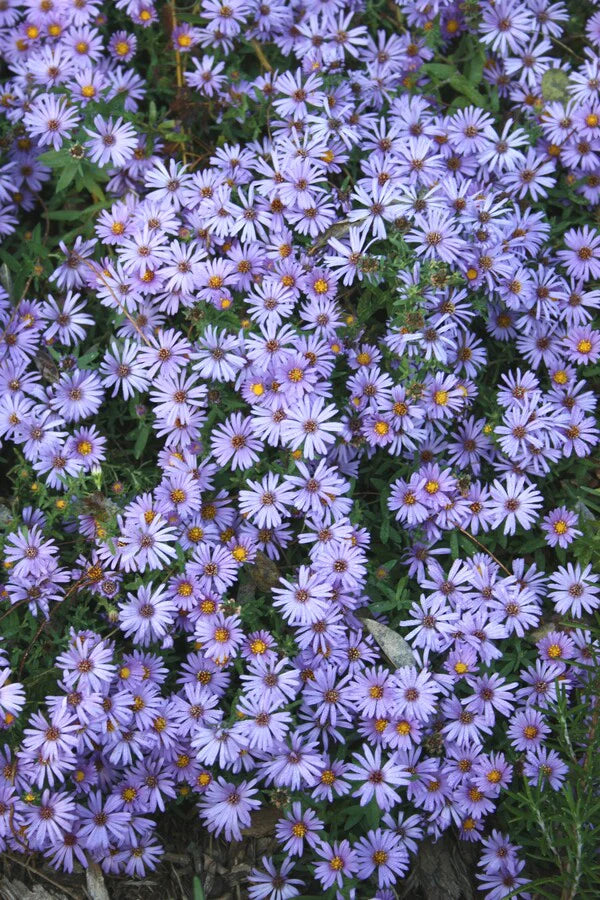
[[542, 506, 582, 549], [346, 744, 409, 810], [275, 802, 323, 857], [248, 856, 304, 900], [85, 115, 138, 168], [548, 562, 600, 617], [119, 583, 176, 646], [239, 472, 295, 529], [24, 93, 80, 150], [314, 839, 357, 890], [198, 777, 260, 842]]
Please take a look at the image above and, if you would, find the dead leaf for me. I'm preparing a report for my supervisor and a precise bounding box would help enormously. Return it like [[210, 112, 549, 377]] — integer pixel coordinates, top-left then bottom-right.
[[363, 618, 416, 669]]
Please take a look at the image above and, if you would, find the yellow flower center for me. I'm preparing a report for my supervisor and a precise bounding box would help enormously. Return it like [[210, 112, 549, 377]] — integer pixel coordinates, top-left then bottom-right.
[[76, 440, 92, 456]]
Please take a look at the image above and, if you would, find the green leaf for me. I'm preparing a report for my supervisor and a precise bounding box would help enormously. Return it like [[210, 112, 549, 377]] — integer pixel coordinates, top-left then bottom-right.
[[447, 71, 489, 107], [46, 203, 105, 221], [343, 803, 368, 830], [193, 876, 205, 900], [55, 161, 80, 192], [37, 148, 70, 168], [133, 423, 152, 460]]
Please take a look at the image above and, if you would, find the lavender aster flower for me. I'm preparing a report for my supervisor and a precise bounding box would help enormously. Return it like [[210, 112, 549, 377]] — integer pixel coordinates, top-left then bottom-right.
[[198, 777, 260, 841]]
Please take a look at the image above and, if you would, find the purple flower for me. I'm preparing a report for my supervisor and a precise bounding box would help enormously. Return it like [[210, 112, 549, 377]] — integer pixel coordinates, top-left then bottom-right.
[[392, 666, 440, 722], [22, 707, 79, 762], [354, 827, 409, 888], [541, 506, 582, 549], [548, 562, 600, 617], [557, 226, 600, 280], [24, 93, 80, 150], [313, 839, 357, 890], [507, 708, 550, 752], [346, 745, 408, 810], [210, 412, 263, 470], [116, 516, 178, 572], [272, 566, 331, 625], [55, 632, 116, 692], [50, 369, 104, 422], [281, 395, 342, 459], [405, 208, 466, 264], [476, 859, 530, 900], [464, 673, 517, 724], [198, 777, 260, 841], [195, 613, 244, 661], [25, 790, 76, 849], [41, 292, 94, 346], [248, 856, 304, 900], [564, 325, 600, 365], [236, 696, 292, 751], [85, 115, 137, 168], [78, 790, 130, 851], [524, 747, 568, 790], [119, 583, 176, 646], [275, 802, 323, 857], [478, 829, 521, 875], [3, 525, 57, 579], [239, 473, 295, 529], [489, 475, 543, 535], [0, 668, 25, 722]]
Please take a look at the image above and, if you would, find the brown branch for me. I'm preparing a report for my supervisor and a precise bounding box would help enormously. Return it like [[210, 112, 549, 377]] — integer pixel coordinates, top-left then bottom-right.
[[3, 851, 81, 899], [455, 525, 511, 575]]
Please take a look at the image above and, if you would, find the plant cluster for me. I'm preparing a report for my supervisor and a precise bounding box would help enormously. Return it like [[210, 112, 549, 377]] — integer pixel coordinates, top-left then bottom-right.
[[0, 0, 599, 897]]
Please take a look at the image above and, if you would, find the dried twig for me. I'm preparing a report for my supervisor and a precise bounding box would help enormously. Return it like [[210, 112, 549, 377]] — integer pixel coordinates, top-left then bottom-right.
[[2, 853, 80, 900]]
